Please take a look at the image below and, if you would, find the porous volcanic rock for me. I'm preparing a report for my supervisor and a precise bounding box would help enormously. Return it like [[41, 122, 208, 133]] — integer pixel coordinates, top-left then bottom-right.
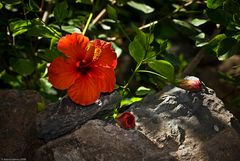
[[0, 90, 44, 160], [34, 119, 175, 161], [37, 90, 121, 141], [129, 85, 240, 161]]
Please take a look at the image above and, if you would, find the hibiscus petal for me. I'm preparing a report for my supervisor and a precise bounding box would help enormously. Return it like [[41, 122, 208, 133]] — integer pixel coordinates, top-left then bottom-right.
[[57, 33, 89, 59], [90, 67, 116, 92], [67, 74, 100, 106], [91, 39, 117, 69], [48, 57, 78, 90]]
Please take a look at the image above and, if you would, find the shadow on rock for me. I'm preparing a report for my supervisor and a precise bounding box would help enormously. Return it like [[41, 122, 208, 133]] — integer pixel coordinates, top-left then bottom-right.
[[129, 85, 240, 160]]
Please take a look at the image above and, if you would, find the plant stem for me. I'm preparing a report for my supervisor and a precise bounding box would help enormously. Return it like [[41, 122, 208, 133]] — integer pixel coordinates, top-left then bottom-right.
[[82, 13, 93, 36], [118, 23, 131, 42], [123, 60, 142, 89]]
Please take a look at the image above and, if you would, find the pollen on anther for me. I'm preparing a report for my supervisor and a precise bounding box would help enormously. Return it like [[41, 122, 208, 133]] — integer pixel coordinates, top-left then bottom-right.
[[93, 48, 102, 61]]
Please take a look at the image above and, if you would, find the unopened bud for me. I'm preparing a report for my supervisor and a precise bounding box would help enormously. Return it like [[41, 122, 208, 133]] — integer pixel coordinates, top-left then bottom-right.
[[178, 76, 202, 92], [115, 112, 135, 129]]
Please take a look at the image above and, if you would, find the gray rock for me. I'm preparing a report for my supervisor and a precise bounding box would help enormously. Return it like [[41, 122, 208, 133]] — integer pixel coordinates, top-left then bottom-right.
[[0, 90, 44, 160], [130, 85, 240, 160], [37, 90, 121, 141], [34, 119, 176, 161]]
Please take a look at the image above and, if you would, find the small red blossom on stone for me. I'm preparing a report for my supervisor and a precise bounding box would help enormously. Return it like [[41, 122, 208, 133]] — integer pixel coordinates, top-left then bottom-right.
[[178, 76, 202, 92], [116, 112, 136, 129], [48, 33, 117, 106]]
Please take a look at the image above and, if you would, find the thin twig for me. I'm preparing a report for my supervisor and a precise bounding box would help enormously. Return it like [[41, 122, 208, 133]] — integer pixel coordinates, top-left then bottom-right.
[[182, 49, 205, 77], [91, 9, 106, 26], [42, 2, 53, 23], [139, 0, 196, 30]]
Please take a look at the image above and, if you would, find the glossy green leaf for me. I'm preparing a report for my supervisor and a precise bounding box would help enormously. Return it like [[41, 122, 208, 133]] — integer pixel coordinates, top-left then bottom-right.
[[156, 39, 168, 54], [120, 97, 142, 106], [0, 2, 3, 9], [206, 9, 229, 24], [207, 34, 227, 52], [131, 23, 154, 49], [3, 0, 21, 5], [173, 19, 200, 36], [28, 0, 39, 11], [107, 5, 118, 20], [54, 1, 69, 23], [191, 18, 208, 26], [129, 37, 145, 63], [37, 49, 63, 62], [136, 86, 155, 96], [148, 60, 174, 82], [76, 0, 92, 4], [127, 1, 154, 14], [195, 33, 208, 47], [9, 20, 31, 36], [145, 51, 156, 61], [217, 38, 238, 60], [207, 0, 224, 9], [28, 25, 60, 39], [61, 25, 81, 34], [10, 59, 35, 76], [112, 42, 122, 58], [39, 78, 57, 95]]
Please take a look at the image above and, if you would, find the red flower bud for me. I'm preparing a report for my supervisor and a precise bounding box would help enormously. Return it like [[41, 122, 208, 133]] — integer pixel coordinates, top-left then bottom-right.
[[178, 77, 202, 91], [116, 112, 135, 129]]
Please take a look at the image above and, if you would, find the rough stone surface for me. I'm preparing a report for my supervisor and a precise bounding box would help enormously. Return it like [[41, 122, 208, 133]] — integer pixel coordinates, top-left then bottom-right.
[[34, 119, 175, 161], [37, 90, 121, 141], [130, 85, 240, 160], [0, 90, 44, 160]]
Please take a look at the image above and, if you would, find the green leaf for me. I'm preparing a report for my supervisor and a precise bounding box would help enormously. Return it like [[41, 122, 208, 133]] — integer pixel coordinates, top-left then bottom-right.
[[0, 2, 3, 10], [3, 0, 21, 5], [10, 58, 35, 76], [145, 51, 156, 61], [112, 42, 122, 58], [131, 23, 154, 49], [217, 38, 239, 60], [37, 49, 63, 62], [28, 25, 60, 39], [206, 8, 229, 25], [156, 39, 168, 54], [129, 38, 145, 63], [195, 33, 208, 47], [9, 19, 31, 36], [39, 78, 57, 95], [148, 60, 174, 82], [207, 34, 227, 52], [136, 86, 155, 96], [173, 19, 201, 36], [107, 5, 118, 20], [61, 25, 81, 34], [127, 1, 154, 14], [54, 1, 69, 23], [191, 18, 208, 26], [28, 0, 39, 11], [76, 0, 92, 4], [207, 0, 224, 9], [120, 97, 142, 106]]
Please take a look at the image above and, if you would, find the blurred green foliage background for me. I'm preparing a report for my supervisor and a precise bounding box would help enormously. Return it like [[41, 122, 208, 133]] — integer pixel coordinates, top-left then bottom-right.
[[0, 0, 240, 116]]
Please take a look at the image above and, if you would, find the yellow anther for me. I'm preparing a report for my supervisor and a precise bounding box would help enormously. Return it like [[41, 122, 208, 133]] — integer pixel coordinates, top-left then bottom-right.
[[93, 48, 102, 61]]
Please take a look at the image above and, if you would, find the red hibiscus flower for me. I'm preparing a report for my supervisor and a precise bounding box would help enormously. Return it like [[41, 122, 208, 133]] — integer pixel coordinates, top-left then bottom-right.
[[116, 112, 136, 129], [48, 33, 117, 106]]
